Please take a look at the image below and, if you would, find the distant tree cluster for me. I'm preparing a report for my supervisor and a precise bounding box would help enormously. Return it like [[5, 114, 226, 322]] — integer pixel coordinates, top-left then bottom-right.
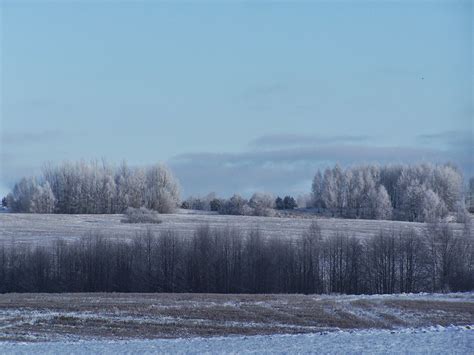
[[275, 196, 298, 210], [0, 221, 471, 294], [181, 193, 219, 211], [312, 164, 465, 222], [181, 192, 278, 217], [5, 161, 180, 214], [468, 177, 474, 214], [218, 193, 276, 217]]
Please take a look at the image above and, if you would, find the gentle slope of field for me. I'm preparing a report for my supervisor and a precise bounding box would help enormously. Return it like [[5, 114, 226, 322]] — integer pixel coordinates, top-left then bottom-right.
[[0, 292, 472, 342], [1, 211, 471, 245]]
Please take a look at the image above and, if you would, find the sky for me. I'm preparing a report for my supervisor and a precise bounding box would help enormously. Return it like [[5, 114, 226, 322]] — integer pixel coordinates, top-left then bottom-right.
[[1, 1, 472, 198]]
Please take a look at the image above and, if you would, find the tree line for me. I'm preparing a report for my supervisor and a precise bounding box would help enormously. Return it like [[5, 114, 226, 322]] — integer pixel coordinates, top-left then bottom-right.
[[5, 161, 180, 214], [468, 177, 474, 214], [1, 221, 472, 294], [182, 193, 298, 217], [312, 163, 467, 222], [4, 161, 472, 222]]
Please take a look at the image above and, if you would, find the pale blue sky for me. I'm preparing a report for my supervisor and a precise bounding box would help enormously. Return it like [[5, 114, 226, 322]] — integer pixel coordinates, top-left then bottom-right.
[[1, 1, 472, 197]]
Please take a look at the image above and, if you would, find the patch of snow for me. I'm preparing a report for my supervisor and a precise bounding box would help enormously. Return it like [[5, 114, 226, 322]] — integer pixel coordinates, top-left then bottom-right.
[[0, 325, 472, 354]]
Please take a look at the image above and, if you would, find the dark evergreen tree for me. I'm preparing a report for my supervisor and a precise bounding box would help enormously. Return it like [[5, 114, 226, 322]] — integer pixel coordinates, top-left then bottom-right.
[[209, 198, 222, 212], [283, 196, 297, 210], [275, 197, 285, 210]]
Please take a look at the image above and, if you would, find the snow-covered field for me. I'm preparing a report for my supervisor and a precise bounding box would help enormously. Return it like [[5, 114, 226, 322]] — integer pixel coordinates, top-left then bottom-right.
[[1, 325, 473, 354], [1, 211, 471, 245], [0, 292, 472, 343], [1, 213, 472, 352]]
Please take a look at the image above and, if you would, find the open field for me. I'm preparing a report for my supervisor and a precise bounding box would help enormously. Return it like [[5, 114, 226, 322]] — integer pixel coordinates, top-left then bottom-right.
[[2, 326, 473, 355], [0, 292, 472, 343], [1, 211, 471, 245]]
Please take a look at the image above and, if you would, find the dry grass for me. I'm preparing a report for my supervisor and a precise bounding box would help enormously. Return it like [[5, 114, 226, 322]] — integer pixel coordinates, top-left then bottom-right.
[[0, 293, 472, 342]]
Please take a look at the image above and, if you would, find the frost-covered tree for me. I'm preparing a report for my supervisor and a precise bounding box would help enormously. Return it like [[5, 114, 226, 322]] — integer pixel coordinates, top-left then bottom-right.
[[7, 178, 55, 213], [311, 163, 465, 222], [7, 177, 37, 212], [399, 180, 425, 222], [249, 192, 275, 216], [8, 160, 180, 214], [219, 194, 248, 215], [421, 188, 448, 223], [379, 164, 404, 209], [127, 167, 147, 209], [371, 186, 393, 220], [432, 165, 463, 212], [359, 169, 377, 219], [333, 164, 347, 215], [468, 177, 474, 213], [321, 168, 337, 213], [30, 181, 55, 213], [115, 161, 133, 212], [345, 168, 364, 218], [311, 170, 323, 209], [296, 194, 312, 209], [145, 164, 181, 213]]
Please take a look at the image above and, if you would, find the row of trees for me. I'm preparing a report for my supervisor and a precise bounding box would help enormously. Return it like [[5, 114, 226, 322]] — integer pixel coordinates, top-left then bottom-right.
[[468, 177, 474, 214], [275, 196, 298, 210], [0, 221, 472, 294], [182, 193, 278, 217], [5, 161, 181, 214], [312, 163, 466, 222], [4, 160, 471, 222], [182, 193, 298, 217]]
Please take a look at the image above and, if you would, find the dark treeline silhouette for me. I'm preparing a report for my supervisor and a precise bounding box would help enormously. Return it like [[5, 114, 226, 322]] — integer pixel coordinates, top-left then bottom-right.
[[1, 222, 472, 294]]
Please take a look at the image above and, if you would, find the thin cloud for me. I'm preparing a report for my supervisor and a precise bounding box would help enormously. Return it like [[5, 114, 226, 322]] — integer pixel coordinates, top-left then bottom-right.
[[418, 130, 472, 148], [249, 133, 372, 149], [170, 142, 465, 197], [173, 145, 441, 166], [2, 130, 64, 145]]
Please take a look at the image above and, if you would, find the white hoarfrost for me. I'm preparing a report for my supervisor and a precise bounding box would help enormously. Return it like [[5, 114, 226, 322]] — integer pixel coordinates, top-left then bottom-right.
[[1, 211, 472, 246], [0, 326, 472, 354]]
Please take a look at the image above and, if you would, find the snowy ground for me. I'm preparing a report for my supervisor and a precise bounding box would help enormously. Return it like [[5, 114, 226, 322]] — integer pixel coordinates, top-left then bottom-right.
[[1, 213, 472, 352], [1, 211, 471, 245], [1, 325, 472, 354], [0, 292, 472, 342]]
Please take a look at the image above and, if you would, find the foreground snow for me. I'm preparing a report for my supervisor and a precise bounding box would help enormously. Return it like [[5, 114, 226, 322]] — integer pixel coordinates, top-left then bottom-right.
[[1, 325, 472, 354]]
